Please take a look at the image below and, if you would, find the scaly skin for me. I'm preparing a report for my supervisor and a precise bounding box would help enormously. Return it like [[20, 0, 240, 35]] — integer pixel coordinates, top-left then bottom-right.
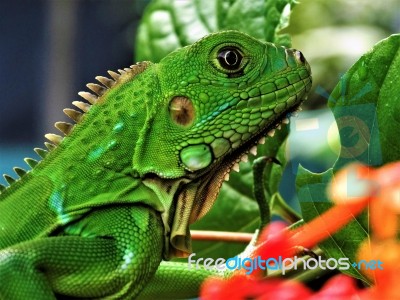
[[0, 31, 311, 299]]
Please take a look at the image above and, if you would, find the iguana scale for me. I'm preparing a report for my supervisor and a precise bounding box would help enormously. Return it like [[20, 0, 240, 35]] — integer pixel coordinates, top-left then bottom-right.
[[0, 30, 311, 299]]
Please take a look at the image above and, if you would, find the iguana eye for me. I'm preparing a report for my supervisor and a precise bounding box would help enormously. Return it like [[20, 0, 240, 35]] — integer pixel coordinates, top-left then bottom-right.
[[169, 96, 195, 127], [217, 47, 243, 71]]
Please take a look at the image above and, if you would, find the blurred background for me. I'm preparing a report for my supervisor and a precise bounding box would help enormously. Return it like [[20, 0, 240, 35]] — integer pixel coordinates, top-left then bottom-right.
[[0, 0, 148, 184], [0, 0, 399, 187]]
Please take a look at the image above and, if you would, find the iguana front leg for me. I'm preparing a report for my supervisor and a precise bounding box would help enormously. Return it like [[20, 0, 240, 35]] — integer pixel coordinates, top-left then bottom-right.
[[0, 205, 164, 299]]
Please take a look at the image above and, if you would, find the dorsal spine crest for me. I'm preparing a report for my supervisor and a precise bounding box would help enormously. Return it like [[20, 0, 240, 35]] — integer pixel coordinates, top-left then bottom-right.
[[0, 62, 151, 193]]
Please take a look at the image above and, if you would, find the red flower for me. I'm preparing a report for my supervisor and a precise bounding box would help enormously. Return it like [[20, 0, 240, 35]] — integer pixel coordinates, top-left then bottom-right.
[[201, 275, 312, 300], [309, 275, 358, 300], [256, 221, 295, 262]]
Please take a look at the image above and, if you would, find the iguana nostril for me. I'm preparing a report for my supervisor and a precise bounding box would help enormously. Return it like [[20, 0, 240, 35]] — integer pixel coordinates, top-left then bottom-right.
[[295, 50, 306, 64]]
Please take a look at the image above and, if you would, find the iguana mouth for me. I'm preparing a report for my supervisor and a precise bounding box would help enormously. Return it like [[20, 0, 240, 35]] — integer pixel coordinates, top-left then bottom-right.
[[220, 101, 305, 181], [229, 103, 300, 172]]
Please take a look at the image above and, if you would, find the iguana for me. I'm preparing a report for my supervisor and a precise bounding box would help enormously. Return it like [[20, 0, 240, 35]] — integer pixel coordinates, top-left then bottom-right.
[[0, 30, 311, 299]]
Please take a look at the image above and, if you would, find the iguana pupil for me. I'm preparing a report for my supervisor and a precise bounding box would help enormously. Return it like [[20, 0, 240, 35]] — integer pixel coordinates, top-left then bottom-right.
[[217, 47, 242, 70]]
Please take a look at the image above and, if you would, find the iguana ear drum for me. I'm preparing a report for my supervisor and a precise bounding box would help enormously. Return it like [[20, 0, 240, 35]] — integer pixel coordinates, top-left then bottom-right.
[[169, 96, 195, 127]]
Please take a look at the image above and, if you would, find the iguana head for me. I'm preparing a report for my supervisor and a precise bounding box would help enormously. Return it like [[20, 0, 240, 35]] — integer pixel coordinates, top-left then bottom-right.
[[133, 30, 312, 257], [134, 31, 311, 177]]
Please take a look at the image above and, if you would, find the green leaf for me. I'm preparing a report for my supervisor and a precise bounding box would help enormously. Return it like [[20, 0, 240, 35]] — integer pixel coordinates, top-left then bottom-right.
[[330, 34, 400, 168], [136, 0, 296, 62], [219, 0, 295, 45], [296, 166, 370, 282], [297, 34, 400, 283]]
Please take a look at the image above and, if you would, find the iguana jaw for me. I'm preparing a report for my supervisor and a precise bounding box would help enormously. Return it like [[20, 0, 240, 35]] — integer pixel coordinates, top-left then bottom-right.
[[204, 98, 305, 186]]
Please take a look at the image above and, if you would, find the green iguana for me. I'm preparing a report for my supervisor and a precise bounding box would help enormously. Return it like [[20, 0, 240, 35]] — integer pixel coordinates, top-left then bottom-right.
[[0, 30, 311, 299]]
